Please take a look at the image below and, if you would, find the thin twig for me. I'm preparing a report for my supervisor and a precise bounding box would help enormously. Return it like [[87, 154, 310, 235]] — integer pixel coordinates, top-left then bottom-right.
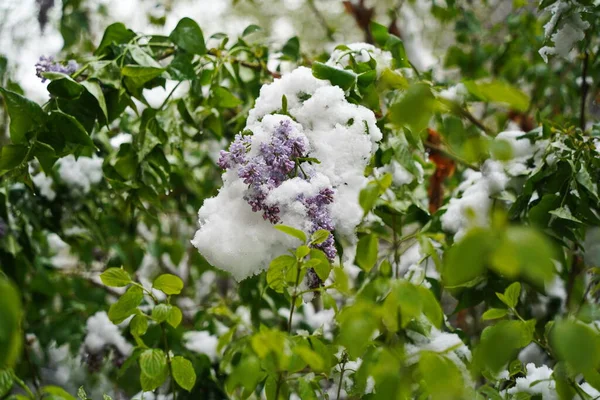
[[307, 0, 335, 40], [458, 108, 492, 135], [275, 260, 303, 399], [336, 358, 347, 400], [580, 51, 589, 131], [424, 141, 480, 171], [207, 49, 281, 78]]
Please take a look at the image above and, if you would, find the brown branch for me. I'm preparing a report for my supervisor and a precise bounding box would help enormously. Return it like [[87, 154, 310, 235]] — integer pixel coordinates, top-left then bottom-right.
[[424, 140, 480, 171], [343, 0, 375, 44], [458, 108, 492, 135]]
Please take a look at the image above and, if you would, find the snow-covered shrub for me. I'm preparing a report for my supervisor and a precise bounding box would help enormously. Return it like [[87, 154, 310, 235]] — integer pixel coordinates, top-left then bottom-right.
[[1, 3, 600, 399]]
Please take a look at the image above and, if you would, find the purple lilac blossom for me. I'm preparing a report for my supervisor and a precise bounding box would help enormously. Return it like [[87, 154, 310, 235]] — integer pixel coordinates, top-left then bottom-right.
[[218, 120, 336, 259], [35, 56, 79, 82], [302, 188, 336, 260]]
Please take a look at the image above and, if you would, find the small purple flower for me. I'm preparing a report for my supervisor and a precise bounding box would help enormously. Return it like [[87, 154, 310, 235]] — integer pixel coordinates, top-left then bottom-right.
[[306, 268, 322, 290], [35, 56, 79, 82], [239, 162, 265, 185], [302, 188, 337, 260], [217, 134, 250, 170], [218, 119, 336, 256]]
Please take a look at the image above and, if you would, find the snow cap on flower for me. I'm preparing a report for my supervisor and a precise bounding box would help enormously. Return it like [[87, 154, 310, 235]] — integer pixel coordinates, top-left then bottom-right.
[[192, 67, 382, 281]]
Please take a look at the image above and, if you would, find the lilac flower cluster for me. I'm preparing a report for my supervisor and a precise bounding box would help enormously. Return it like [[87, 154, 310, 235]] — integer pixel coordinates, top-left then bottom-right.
[[302, 188, 336, 259], [218, 120, 337, 260], [35, 56, 79, 82], [218, 120, 306, 224]]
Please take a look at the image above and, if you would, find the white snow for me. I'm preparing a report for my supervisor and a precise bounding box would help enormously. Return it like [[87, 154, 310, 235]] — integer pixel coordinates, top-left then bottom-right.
[[183, 330, 219, 362], [83, 311, 132, 356], [192, 67, 382, 280], [56, 155, 104, 195], [326, 42, 392, 76], [505, 363, 557, 400]]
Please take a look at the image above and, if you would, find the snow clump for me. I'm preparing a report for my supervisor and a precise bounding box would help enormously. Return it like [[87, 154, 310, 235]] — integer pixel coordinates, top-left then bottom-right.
[[192, 67, 382, 281]]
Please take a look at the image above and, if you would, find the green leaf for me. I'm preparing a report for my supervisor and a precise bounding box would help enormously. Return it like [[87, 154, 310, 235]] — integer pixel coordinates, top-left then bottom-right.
[[504, 282, 521, 308], [169, 18, 206, 55], [336, 302, 378, 358], [0, 369, 13, 397], [267, 255, 296, 293], [419, 352, 466, 399], [0, 87, 46, 143], [128, 45, 162, 69], [281, 36, 300, 61], [296, 245, 310, 259], [153, 274, 184, 295], [356, 234, 378, 272], [0, 277, 22, 368], [108, 286, 143, 324], [99, 268, 132, 287], [129, 314, 148, 337], [474, 320, 533, 374], [275, 225, 307, 243], [95, 23, 136, 56], [310, 249, 331, 281], [464, 80, 530, 112], [48, 111, 95, 148], [490, 227, 555, 285], [386, 34, 410, 69], [81, 81, 108, 120], [167, 53, 196, 81], [46, 75, 85, 99], [549, 207, 582, 223], [294, 346, 325, 372], [482, 308, 508, 320], [0, 145, 29, 171], [311, 62, 357, 91], [40, 386, 76, 400], [358, 182, 379, 214], [213, 86, 242, 108], [370, 21, 390, 46], [172, 356, 197, 392], [310, 230, 331, 245], [551, 320, 600, 372], [417, 285, 443, 328], [139, 349, 167, 379], [389, 83, 436, 134], [151, 304, 171, 323], [140, 369, 167, 392], [167, 306, 183, 328], [442, 229, 491, 288], [122, 65, 164, 88], [77, 386, 89, 400], [242, 24, 262, 36]]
